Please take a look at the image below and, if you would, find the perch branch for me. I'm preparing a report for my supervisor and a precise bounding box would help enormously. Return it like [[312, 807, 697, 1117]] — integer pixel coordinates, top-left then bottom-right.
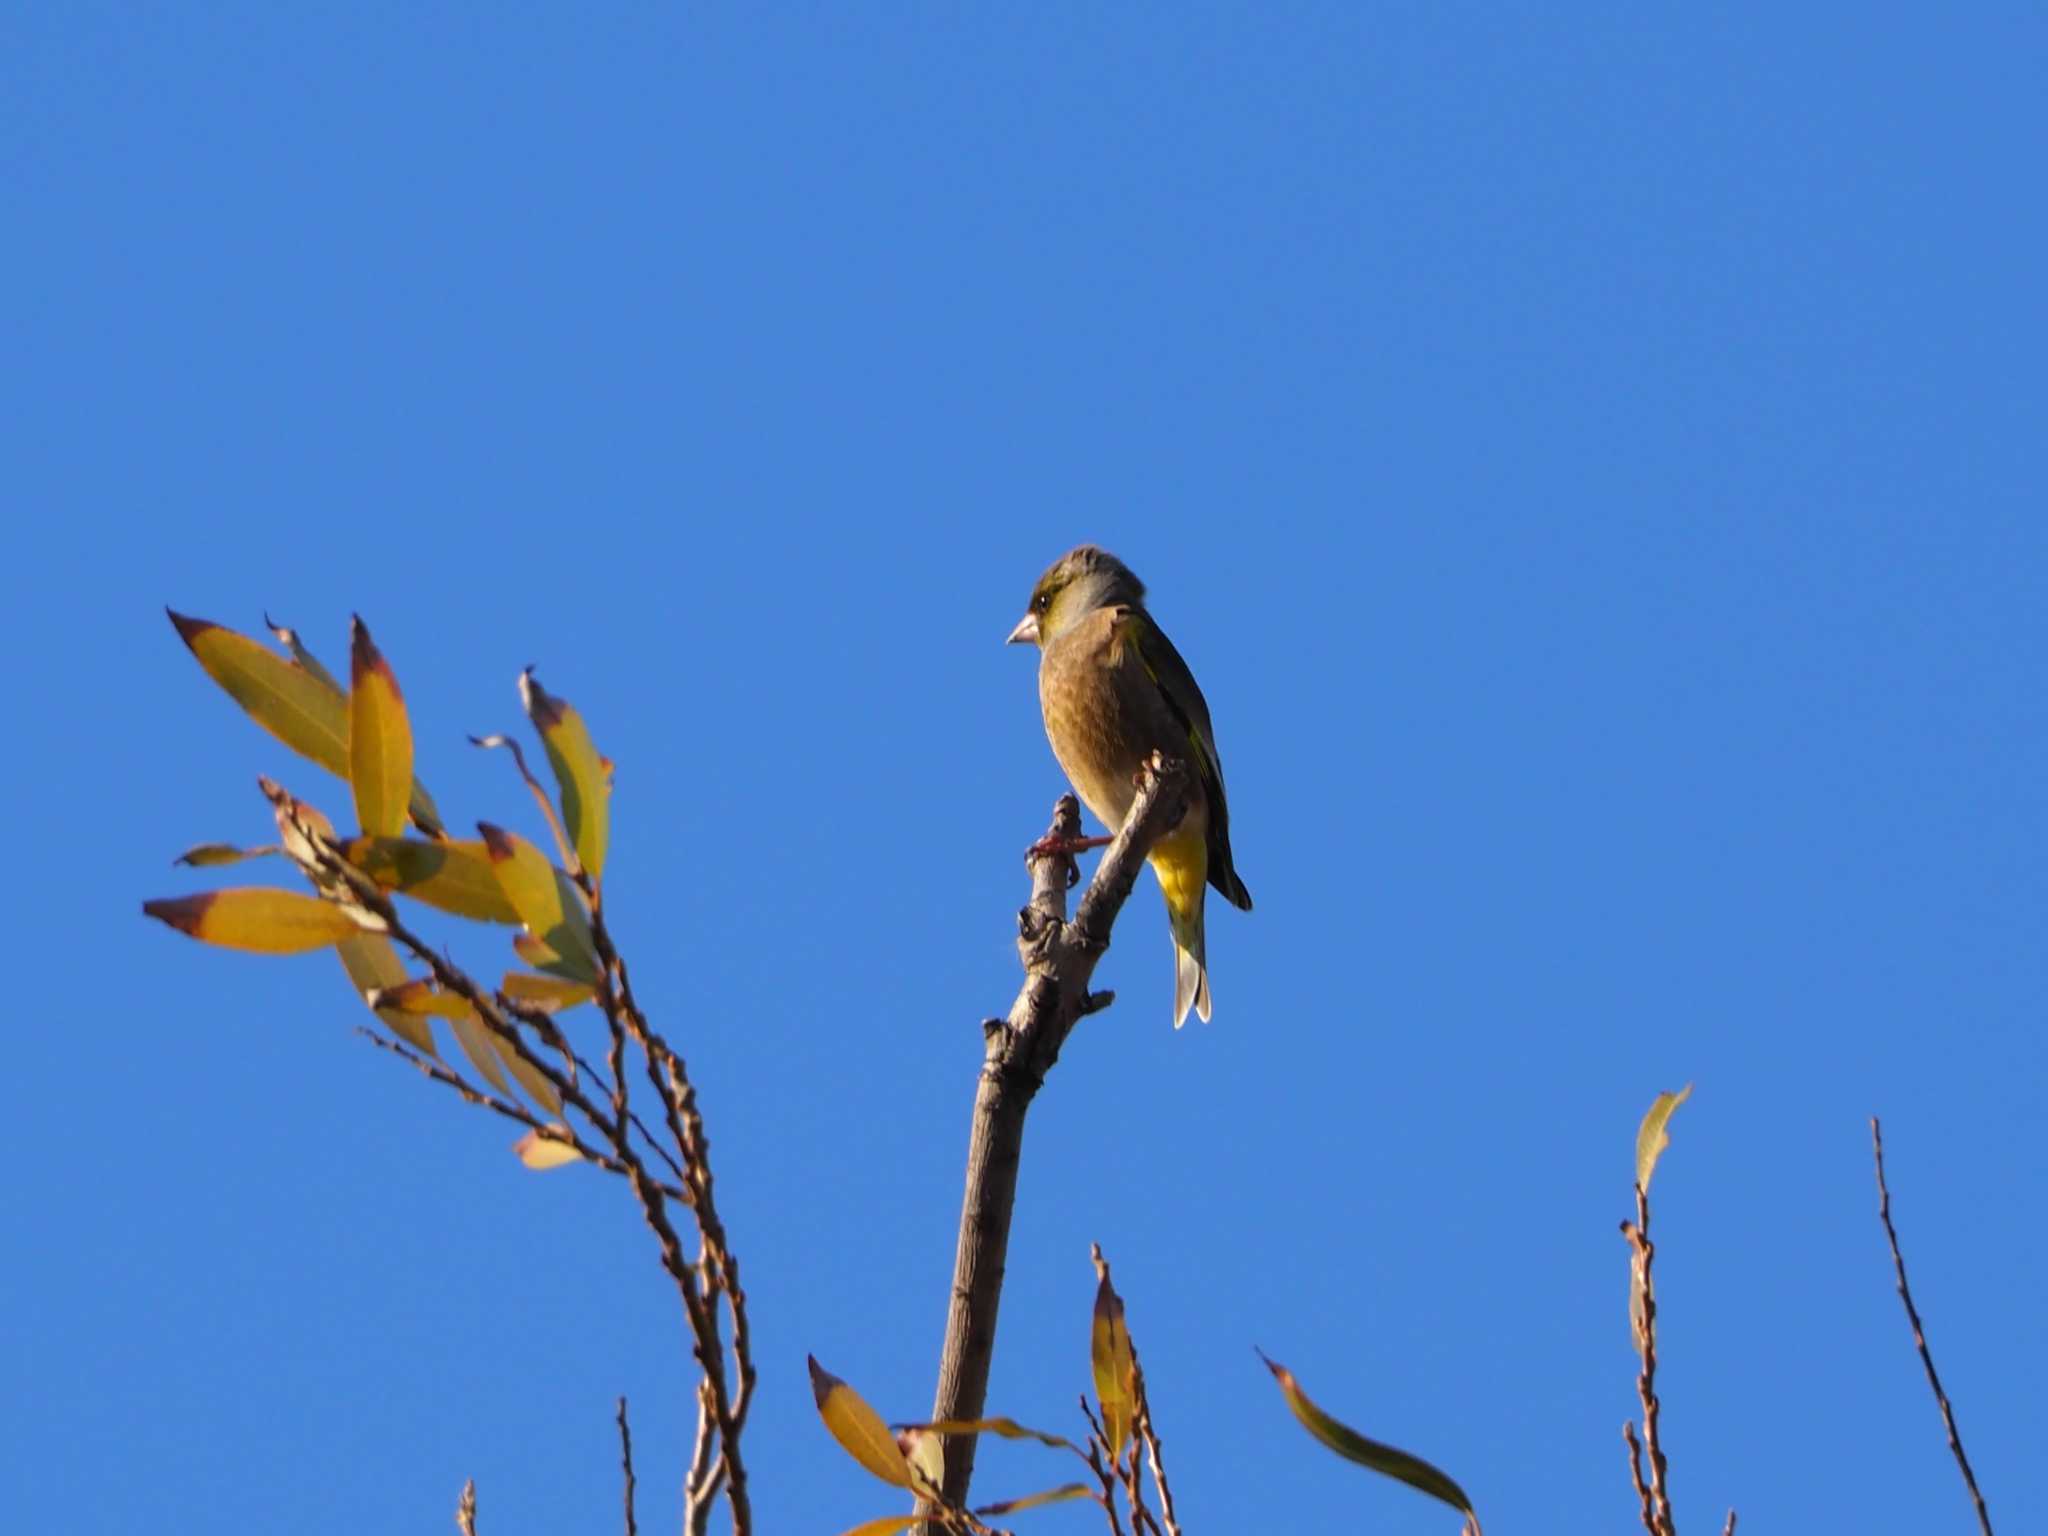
[[920, 755, 1193, 1525]]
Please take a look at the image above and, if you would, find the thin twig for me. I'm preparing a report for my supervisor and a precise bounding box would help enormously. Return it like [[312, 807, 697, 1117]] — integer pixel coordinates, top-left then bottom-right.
[[1623, 1182, 1676, 1535], [455, 1479, 477, 1536], [921, 758, 1193, 1526], [1129, 1347, 1183, 1536], [1872, 1117, 1994, 1536], [616, 1396, 638, 1536], [1622, 1422, 1656, 1536], [1079, 1398, 1131, 1536], [1720, 1510, 1736, 1536]]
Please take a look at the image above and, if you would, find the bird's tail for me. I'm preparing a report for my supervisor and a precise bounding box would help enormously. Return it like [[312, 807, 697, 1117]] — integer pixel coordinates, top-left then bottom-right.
[[1172, 915, 1211, 1028], [1152, 823, 1213, 1027]]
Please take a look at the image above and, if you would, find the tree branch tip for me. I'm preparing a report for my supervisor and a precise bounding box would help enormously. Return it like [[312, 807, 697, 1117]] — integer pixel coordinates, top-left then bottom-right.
[[1080, 990, 1116, 1016]]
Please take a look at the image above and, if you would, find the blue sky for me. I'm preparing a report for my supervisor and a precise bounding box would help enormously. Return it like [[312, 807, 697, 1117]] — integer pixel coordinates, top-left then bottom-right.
[[7, 4, 2044, 1532]]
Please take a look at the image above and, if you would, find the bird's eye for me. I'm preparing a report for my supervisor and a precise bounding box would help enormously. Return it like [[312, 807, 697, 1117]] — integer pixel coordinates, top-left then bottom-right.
[[1033, 591, 1051, 613]]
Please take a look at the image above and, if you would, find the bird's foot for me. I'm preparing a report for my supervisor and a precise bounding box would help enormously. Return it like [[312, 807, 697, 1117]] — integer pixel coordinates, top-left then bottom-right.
[[1028, 832, 1114, 858]]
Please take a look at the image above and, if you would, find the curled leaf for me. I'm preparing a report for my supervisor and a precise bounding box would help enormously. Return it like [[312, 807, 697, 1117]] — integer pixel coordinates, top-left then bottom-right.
[[143, 889, 364, 954], [1258, 1351, 1478, 1526], [521, 669, 611, 880], [1636, 1083, 1694, 1193], [514, 1127, 583, 1169], [348, 617, 413, 839], [808, 1356, 915, 1488]]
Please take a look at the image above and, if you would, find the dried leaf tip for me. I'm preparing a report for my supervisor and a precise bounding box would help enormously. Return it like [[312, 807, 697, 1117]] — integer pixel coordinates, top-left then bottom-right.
[[349, 615, 401, 692], [165, 607, 217, 646]]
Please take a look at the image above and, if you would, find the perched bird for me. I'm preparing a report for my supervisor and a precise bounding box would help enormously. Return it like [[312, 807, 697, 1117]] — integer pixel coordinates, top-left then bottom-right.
[[1007, 545, 1253, 1026]]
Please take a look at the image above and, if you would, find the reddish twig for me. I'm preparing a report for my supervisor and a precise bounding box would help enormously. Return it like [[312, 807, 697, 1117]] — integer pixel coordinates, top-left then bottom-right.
[[1872, 1117, 1994, 1536]]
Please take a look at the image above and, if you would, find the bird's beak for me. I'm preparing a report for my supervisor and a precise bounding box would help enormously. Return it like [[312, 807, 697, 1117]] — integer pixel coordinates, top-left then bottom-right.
[[1006, 613, 1040, 646]]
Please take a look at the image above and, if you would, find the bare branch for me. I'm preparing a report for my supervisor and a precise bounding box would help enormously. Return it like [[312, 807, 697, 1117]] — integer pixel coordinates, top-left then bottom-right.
[[616, 1397, 638, 1536], [455, 1479, 477, 1536], [920, 757, 1193, 1524], [1872, 1117, 1994, 1536], [1622, 1182, 1677, 1535]]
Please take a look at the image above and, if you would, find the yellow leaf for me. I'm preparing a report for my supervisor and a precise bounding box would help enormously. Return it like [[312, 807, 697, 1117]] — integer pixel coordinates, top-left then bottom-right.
[[348, 617, 414, 838], [521, 669, 611, 880], [369, 979, 474, 1019], [479, 822, 599, 983], [976, 1483, 1092, 1517], [336, 931, 436, 1055], [808, 1356, 915, 1488], [341, 837, 519, 924], [1091, 1268, 1134, 1456], [168, 610, 445, 836], [1636, 1083, 1694, 1193], [448, 1009, 514, 1096], [907, 1418, 1080, 1453], [514, 1127, 583, 1169], [492, 1030, 563, 1116], [143, 889, 362, 954], [501, 971, 597, 1012], [833, 1518, 917, 1536], [1258, 1352, 1479, 1526]]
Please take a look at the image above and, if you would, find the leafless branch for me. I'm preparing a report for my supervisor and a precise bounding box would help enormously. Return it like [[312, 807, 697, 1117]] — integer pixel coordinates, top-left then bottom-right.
[[919, 756, 1193, 1525], [1622, 1421, 1656, 1536], [1720, 1509, 1736, 1536], [456, 1479, 477, 1536], [616, 1396, 638, 1536], [1872, 1117, 1994, 1536], [1622, 1181, 1677, 1535]]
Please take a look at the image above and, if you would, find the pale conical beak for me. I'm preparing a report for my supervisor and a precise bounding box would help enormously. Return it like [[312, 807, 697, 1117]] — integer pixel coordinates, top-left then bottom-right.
[[1006, 613, 1041, 646]]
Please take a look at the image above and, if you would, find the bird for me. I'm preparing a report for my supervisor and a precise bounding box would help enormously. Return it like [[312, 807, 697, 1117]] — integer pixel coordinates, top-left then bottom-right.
[[1007, 545, 1253, 1026]]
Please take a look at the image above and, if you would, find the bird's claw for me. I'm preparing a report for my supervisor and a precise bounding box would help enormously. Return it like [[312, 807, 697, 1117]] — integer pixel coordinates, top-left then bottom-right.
[[1027, 832, 1114, 886]]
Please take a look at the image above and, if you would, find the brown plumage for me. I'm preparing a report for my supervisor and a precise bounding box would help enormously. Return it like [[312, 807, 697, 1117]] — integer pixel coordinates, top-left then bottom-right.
[[1008, 546, 1251, 1025]]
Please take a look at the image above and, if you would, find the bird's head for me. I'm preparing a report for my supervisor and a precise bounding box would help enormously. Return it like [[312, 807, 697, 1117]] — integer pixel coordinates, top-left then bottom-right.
[[1006, 545, 1147, 648]]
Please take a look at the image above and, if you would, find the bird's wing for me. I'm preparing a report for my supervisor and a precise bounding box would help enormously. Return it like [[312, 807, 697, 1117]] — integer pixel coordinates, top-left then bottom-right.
[[1113, 606, 1253, 910]]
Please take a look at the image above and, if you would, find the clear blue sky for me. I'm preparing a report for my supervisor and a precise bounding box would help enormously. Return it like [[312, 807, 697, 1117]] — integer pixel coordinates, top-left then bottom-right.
[[7, 5, 2043, 1533]]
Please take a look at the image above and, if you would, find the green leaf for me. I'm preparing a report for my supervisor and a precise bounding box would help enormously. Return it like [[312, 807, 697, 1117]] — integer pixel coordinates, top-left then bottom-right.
[[168, 610, 444, 835], [143, 889, 363, 954], [1258, 1351, 1478, 1526], [1636, 1083, 1694, 1193], [172, 842, 280, 868], [335, 930, 436, 1055], [808, 1356, 915, 1488], [1091, 1267, 1134, 1456], [341, 837, 519, 924], [520, 669, 611, 880], [348, 617, 413, 838], [478, 822, 599, 983]]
